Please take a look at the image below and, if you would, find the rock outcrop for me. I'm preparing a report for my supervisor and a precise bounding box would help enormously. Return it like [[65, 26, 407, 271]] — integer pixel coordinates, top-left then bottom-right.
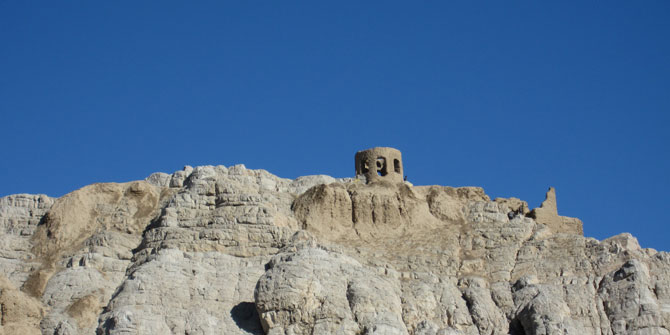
[[0, 164, 668, 335]]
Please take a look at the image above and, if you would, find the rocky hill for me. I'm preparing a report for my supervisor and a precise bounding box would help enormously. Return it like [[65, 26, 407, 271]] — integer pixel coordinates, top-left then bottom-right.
[[1, 161, 669, 334]]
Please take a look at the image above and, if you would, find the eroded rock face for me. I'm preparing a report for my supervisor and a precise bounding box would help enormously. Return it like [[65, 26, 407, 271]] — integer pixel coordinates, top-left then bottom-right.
[[0, 194, 54, 288], [0, 274, 44, 335], [0, 165, 668, 335], [255, 239, 407, 335]]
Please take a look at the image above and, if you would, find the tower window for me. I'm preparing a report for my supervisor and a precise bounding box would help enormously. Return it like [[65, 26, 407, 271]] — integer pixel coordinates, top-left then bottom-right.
[[361, 161, 369, 174], [376, 157, 387, 176]]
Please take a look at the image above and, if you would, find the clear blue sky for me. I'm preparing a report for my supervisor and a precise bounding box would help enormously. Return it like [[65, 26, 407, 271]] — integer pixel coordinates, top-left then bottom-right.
[[1, 2, 668, 250]]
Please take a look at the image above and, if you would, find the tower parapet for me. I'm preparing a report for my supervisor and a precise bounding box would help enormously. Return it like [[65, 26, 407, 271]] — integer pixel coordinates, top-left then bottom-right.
[[355, 147, 403, 184]]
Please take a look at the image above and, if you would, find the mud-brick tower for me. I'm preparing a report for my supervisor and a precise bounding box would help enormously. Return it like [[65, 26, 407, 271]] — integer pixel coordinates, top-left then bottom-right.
[[355, 147, 403, 184]]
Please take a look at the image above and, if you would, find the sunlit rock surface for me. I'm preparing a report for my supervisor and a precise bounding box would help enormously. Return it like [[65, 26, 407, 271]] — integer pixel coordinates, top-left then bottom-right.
[[0, 165, 668, 334]]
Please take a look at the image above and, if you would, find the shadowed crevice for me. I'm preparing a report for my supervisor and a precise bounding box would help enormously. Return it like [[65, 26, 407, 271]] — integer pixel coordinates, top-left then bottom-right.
[[230, 302, 264, 334]]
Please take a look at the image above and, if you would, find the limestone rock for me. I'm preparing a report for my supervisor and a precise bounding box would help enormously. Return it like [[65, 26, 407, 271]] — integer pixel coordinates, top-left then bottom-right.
[[511, 279, 579, 335], [0, 274, 44, 335], [0, 164, 668, 335], [0, 194, 54, 287], [255, 242, 408, 335], [145, 172, 171, 187], [598, 259, 670, 334]]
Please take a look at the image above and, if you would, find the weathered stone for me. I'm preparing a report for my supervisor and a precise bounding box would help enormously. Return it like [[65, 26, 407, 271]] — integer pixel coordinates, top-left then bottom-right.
[[0, 159, 668, 335], [255, 242, 408, 335], [0, 274, 44, 335]]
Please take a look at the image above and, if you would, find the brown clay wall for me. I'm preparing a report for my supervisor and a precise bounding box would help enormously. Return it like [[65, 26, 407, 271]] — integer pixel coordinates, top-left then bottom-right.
[[355, 147, 403, 183]]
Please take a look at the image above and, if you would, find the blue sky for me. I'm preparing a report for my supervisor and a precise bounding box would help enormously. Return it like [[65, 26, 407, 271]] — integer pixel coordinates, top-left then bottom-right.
[[1, 2, 668, 250]]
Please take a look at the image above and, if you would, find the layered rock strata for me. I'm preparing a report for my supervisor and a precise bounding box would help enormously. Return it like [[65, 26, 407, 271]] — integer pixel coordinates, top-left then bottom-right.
[[0, 165, 667, 335]]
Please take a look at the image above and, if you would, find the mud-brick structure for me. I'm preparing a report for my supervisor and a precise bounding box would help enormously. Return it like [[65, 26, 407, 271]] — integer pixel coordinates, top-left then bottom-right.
[[355, 147, 403, 184]]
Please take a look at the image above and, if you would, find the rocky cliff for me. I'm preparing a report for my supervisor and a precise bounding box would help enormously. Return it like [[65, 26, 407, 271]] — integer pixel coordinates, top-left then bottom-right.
[[1, 164, 668, 335]]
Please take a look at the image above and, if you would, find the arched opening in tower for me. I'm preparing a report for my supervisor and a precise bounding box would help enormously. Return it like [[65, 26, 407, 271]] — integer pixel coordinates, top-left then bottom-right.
[[376, 157, 387, 176]]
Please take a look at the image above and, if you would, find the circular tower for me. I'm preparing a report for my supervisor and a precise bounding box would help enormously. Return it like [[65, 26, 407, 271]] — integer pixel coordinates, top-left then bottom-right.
[[355, 147, 403, 184]]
